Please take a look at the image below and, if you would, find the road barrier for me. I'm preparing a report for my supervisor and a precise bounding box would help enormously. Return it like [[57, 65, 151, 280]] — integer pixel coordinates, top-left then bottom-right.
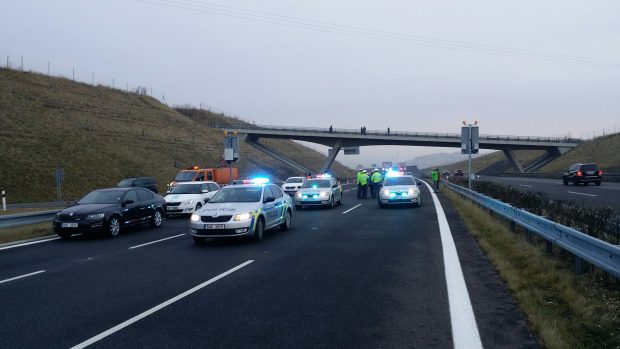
[[495, 172, 620, 183], [0, 210, 60, 229], [444, 181, 620, 278]]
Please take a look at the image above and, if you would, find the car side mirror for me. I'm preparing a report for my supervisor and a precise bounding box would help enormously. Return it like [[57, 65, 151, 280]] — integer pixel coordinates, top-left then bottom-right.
[[123, 199, 134, 206], [264, 197, 276, 203]]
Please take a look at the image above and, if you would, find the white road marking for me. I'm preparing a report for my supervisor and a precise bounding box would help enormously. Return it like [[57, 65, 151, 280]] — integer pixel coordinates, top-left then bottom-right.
[[568, 191, 597, 197], [0, 237, 61, 251], [0, 270, 46, 285], [518, 184, 533, 188], [342, 204, 362, 214], [70, 260, 254, 349], [421, 181, 483, 349], [128, 234, 185, 249]]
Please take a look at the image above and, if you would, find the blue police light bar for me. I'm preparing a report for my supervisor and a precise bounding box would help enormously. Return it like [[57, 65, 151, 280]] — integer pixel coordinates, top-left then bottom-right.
[[251, 177, 270, 185], [316, 174, 332, 178], [385, 171, 404, 178]]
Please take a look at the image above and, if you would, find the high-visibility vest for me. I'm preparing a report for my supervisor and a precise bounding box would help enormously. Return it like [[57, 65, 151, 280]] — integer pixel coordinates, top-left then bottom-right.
[[359, 174, 369, 185], [371, 172, 382, 183], [356, 172, 363, 183]]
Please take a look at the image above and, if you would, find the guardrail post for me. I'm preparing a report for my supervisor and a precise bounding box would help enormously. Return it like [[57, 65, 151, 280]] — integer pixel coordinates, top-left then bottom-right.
[[574, 256, 584, 275], [1, 190, 5, 211]]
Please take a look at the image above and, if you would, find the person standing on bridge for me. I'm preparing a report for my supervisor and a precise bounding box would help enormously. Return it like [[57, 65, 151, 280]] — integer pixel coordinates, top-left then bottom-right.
[[356, 169, 364, 198], [370, 169, 382, 198], [387, 127, 390, 136], [329, 125, 333, 133], [431, 168, 440, 193]]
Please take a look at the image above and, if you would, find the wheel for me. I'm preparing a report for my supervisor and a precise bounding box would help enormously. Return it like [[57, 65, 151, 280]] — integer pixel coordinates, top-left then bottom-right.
[[193, 236, 206, 245], [562, 178, 568, 185], [329, 196, 335, 209], [195, 203, 202, 212], [107, 216, 121, 237], [150, 210, 163, 227], [252, 217, 265, 242], [595, 181, 601, 186], [338, 195, 343, 205], [280, 209, 291, 231]]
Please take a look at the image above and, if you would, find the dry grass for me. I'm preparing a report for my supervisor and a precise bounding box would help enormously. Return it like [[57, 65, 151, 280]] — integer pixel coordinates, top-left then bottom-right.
[[444, 189, 620, 349], [540, 133, 620, 173], [0, 69, 354, 203], [0, 222, 54, 244], [435, 150, 546, 174]]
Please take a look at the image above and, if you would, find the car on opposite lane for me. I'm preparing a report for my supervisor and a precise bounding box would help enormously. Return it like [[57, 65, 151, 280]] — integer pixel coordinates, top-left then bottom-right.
[[53, 187, 166, 239], [294, 176, 342, 209], [190, 180, 292, 244], [378, 173, 422, 208], [563, 163, 602, 186], [281, 176, 306, 196], [165, 181, 220, 216]]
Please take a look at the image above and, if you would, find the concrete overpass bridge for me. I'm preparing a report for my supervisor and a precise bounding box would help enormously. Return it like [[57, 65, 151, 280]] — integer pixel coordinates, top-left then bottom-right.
[[223, 125, 581, 174]]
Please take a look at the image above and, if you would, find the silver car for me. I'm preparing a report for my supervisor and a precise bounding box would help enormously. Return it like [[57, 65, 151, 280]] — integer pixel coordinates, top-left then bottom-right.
[[189, 182, 292, 244], [378, 174, 422, 208], [281, 176, 306, 196], [294, 177, 342, 209]]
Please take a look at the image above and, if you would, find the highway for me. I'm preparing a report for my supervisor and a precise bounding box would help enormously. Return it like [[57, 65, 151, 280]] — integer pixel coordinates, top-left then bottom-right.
[[0, 184, 536, 348], [479, 176, 620, 212]]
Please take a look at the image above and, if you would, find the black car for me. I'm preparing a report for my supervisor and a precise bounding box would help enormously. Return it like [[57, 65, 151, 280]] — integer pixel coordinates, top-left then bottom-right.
[[454, 169, 464, 177], [53, 188, 166, 239], [563, 163, 602, 186], [118, 177, 158, 193]]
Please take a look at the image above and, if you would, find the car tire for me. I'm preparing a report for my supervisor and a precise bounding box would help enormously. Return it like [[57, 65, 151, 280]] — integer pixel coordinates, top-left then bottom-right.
[[150, 210, 163, 228], [193, 236, 206, 245], [252, 217, 265, 242], [562, 178, 568, 185], [280, 209, 291, 231], [595, 181, 601, 186], [329, 197, 335, 209], [338, 195, 343, 205], [107, 216, 121, 237]]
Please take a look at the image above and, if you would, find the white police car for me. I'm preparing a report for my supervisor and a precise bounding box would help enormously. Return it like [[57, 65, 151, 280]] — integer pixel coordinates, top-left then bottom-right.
[[378, 173, 422, 208], [165, 181, 220, 215], [281, 176, 306, 196], [189, 178, 292, 244], [294, 175, 342, 209]]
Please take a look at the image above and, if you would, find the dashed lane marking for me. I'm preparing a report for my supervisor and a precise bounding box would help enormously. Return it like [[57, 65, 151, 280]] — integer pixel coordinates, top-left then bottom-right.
[[342, 204, 362, 214], [128, 234, 185, 249], [567, 191, 597, 197]]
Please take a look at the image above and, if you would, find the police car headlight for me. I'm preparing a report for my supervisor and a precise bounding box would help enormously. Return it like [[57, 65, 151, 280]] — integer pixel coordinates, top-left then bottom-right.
[[408, 189, 415, 195], [319, 191, 329, 197], [233, 212, 252, 221], [190, 214, 200, 222], [181, 199, 194, 205], [383, 189, 390, 196], [296, 192, 302, 198]]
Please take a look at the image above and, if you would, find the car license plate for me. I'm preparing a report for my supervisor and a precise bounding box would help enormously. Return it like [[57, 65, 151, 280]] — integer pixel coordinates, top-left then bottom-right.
[[61, 223, 78, 228], [204, 224, 225, 229], [586, 171, 595, 175]]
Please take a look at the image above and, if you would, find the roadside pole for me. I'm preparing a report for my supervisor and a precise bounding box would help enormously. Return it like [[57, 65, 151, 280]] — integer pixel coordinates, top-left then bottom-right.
[[2, 190, 6, 211], [468, 124, 472, 189], [461, 121, 479, 189], [223, 131, 240, 185]]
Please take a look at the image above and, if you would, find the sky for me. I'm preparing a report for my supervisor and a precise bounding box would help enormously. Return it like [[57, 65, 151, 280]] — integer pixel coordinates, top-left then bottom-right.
[[2, 0, 619, 168]]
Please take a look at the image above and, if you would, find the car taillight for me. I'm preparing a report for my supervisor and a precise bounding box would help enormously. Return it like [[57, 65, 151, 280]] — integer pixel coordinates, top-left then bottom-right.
[[576, 171, 582, 177], [597, 170, 602, 176]]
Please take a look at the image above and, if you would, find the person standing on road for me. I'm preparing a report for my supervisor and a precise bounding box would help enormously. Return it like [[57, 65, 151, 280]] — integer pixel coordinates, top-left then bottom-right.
[[356, 169, 364, 198], [431, 168, 440, 193], [360, 170, 370, 199], [329, 125, 333, 133], [371, 169, 382, 198], [387, 127, 390, 135]]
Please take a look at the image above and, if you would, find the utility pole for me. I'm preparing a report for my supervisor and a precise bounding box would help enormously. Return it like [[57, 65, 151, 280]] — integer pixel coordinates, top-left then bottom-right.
[[461, 120, 480, 189]]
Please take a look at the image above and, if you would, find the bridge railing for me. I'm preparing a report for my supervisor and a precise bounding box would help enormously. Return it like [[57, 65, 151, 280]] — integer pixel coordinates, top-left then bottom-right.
[[220, 124, 581, 144], [443, 180, 620, 278]]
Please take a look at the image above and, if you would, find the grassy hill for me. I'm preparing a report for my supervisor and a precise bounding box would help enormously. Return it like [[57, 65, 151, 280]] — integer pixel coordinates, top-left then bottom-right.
[[425, 132, 620, 175], [0, 68, 353, 203]]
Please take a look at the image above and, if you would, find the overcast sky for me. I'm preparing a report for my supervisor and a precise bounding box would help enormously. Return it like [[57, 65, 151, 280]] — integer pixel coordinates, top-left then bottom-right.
[[2, 0, 619, 167]]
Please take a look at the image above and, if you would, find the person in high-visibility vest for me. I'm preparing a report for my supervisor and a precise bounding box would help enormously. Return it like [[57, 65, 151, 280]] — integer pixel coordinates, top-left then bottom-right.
[[356, 170, 364, 198], [431, 168, 440, 193], [370, 169, 383, 198], [359, 170, 370, 199]]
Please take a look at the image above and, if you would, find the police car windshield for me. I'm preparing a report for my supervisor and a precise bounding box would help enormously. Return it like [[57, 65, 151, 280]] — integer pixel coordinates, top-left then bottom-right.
[[285, 177, 304, 183], [208, 187, 262, 203], [169, 184, 203, 194], [174, 171, 197, 181], [78, 190, 124, 204], [384, 177, 415, 186], [302, 179, 330, 188]]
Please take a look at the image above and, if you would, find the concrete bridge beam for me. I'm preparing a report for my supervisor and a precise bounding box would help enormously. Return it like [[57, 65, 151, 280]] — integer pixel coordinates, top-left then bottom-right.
[[502, 148, 525, 173], [321, 139, 343, 173]]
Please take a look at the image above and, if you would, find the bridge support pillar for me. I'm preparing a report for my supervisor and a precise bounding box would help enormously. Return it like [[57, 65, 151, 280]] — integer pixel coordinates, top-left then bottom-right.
[[321, 139, 343, 173], [502, 148, 525, 173]]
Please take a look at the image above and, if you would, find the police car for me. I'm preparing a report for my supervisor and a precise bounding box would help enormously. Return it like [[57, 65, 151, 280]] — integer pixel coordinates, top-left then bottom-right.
[[165, 181, 220, 215], [378, 172, 422, 208], [281, 176, 306, 196], [189, 178, 292, 244], [294, 175, 342, 209]]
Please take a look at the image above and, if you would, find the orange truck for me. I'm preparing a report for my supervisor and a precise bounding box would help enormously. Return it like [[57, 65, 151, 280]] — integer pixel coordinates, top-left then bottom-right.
[[168, 166, 239, 191]]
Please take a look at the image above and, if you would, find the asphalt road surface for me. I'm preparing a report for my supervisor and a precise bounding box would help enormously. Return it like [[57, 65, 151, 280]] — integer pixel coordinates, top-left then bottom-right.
[[0, 184, 536, 348], [479, 176, 620, 212]]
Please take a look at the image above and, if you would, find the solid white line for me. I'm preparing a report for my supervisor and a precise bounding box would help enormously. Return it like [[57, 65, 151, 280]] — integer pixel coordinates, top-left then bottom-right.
[[567, 191, 597, 197], [128, 234, 185, 249], [70, 260, 254, 349], [0, 270, 46, 285], [0, 237, 61, 251], [342, 204, 362, 214], [421, 181, 483, 349], [518, 184, 533, 188]]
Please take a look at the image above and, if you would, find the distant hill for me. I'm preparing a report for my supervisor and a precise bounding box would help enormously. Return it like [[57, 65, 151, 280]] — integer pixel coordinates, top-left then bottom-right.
[[406, 151, 486, 170], [0, 68, 353, 202]]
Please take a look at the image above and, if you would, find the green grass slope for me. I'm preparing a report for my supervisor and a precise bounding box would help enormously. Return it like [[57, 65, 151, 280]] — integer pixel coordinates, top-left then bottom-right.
[[426, 150, 545, 174], [540, 133, 620, 173], [0, 69, 353, 202]]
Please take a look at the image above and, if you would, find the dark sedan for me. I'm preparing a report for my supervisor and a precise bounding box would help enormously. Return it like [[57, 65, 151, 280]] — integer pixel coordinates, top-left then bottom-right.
[[53, 188, 166, 239]]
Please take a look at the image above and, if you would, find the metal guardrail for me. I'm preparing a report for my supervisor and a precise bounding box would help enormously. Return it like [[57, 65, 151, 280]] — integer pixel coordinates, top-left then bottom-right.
[[444, 181, 620, 278], [496, 172, 620, 183], [219, 124, 582, 144], [0, 210, 60, 229]]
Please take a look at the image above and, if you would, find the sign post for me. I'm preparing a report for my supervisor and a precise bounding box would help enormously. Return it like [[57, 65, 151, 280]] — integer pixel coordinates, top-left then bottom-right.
[[55, 167, 64, 201], [461, 121, 479, 189], [223, 132, 240, 185], [2, 190, 6, 211]]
